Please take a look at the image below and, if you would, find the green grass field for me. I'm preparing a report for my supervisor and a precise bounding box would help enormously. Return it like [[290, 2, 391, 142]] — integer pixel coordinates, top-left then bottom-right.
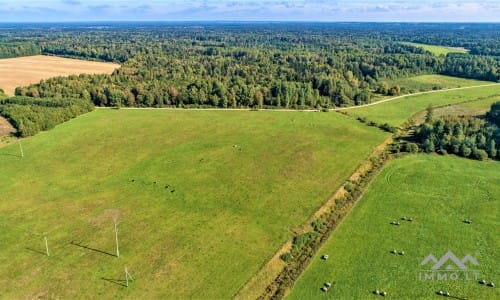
[[457, 96, 500, 110], [346, 84, 500, 127], [412, 95, 500, 123], [392, 75, 493, 94], [0, 109, 387, 299], [288, 155, 499, 299], [401, 42, 469, 56]]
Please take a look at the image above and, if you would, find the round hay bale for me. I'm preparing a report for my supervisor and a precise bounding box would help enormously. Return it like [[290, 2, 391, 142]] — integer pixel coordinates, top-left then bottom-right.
[[445, 291, 450, 297], [408, 217, 413, 222], [487, 282, 495, 287], [391, 249, 397, 254], [321, 286, 328, 292], [437, 290, 443, 295], [381, 291, 387, 296], [399, 251, 405, 255], [479, 279, 486, 284], [325, 282, 332, 287], [373, 289, 380, 295]]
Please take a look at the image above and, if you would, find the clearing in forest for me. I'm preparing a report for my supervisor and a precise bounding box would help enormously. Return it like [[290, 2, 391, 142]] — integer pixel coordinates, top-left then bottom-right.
[[401, 42, 469, 56], [0, 55, 120, 95]]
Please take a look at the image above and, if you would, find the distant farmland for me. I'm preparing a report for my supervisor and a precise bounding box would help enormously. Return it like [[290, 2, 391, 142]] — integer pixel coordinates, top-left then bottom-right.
[[0, 55, 120, 95]]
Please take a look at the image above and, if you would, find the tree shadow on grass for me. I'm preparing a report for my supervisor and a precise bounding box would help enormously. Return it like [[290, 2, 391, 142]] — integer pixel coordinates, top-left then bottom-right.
[[70, 241, 116, 257], [25, 247, 46, 256], [0, 152, 21, 158], [101, 277, 127, 287]]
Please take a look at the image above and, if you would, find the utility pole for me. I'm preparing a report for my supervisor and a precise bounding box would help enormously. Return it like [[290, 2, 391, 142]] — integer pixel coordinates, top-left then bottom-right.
[[125, 267, 133, 287], [114, 218, 119, 257], [18, 139, 24, 158], [44, 237, 49, 256]]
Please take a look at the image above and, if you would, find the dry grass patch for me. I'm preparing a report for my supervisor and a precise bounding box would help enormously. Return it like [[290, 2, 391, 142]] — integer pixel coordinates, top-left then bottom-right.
[[0, 55, 120, 95], [0, 116, 15, 137]]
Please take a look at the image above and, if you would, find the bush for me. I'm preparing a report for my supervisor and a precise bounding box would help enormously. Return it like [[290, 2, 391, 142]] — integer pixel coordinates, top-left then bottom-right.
[[312, 220, 324, 232], [405, 142, 419, 153], [472, 148, 489, 161], [437, 148, 448, 155], [380, 122, 397, 133], [460, 145, 472, 157], [344, 182, 354, 193], [280, 252, 293, 263]]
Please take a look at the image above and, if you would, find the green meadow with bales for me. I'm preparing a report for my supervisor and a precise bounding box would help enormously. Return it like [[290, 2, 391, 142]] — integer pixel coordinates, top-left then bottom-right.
[[287, 155, 499, 299]]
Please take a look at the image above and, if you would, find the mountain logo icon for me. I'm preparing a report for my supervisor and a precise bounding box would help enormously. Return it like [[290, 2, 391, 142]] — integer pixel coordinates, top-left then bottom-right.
[[421, 251, 478, 270]]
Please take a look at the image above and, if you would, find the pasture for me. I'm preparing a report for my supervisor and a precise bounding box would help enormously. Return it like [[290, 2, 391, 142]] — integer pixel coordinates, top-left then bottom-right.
[[412, 94, 500, 123], [401, 42, 469, 56], [0, 55, 119, 95], [0, 109, 387, 299], [288, 155, 499, 299], [392, 75, 493, 94], [346, 84, 500, 127]]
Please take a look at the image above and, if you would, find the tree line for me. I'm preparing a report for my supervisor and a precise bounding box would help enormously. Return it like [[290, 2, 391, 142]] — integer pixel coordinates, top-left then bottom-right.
[[412, 102, 500, 160], [0, 96, 94, 137]]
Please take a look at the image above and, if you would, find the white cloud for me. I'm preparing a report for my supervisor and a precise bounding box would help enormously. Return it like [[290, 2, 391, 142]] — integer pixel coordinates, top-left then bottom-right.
[[0, 0, 498, 22]]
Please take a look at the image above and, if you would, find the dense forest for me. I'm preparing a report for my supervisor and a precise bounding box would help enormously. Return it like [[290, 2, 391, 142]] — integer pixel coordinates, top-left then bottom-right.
[[1, 22, 499, 109], [412, 103, 500, 160]]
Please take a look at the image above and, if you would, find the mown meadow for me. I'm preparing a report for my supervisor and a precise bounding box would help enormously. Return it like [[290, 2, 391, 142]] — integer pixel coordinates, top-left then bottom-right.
[[346, 84, 500, 127], [288, 155, 499, 299], [0, 109, 387, 299]]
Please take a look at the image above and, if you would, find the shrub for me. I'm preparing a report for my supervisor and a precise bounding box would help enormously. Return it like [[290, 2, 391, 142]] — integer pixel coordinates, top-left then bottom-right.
[[380, 123, 397, 133], [280, 252, 293, 263], [312, 220, 324, 232], [344, 182, 354, 193], [472, 148, 489, 161], [437, 148, 448, 155], [405, 142, 419, 153]]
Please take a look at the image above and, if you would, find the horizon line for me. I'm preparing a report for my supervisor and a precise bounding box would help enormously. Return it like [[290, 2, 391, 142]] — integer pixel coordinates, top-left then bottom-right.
[[1, 20, 499, 24]]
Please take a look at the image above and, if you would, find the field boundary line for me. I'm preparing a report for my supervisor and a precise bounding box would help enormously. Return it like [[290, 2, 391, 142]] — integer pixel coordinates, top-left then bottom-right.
[[94, 82, 500, 112], [235, 135, 393, 299], [233, 240, 292, 300]]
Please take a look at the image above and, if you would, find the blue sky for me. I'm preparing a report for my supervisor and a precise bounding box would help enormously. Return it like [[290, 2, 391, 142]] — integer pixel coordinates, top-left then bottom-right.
[[1, 0, 499, 22]]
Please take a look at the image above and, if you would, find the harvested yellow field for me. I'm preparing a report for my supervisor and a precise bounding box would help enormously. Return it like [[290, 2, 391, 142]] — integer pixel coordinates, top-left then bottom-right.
[[0, 55, 120, 95]]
